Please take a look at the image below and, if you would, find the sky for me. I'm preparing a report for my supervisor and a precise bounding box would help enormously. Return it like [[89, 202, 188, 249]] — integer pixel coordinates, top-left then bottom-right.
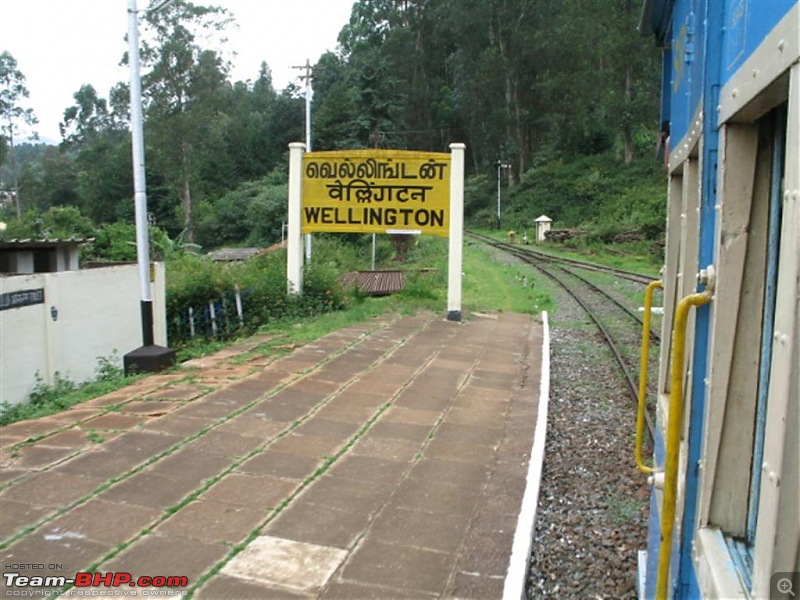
[[3, 0, 355, 144]]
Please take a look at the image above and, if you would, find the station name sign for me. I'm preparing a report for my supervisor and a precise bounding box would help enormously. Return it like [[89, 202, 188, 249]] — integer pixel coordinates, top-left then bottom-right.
[[0, 288, 45, 311], [302, 149, 451, 237]]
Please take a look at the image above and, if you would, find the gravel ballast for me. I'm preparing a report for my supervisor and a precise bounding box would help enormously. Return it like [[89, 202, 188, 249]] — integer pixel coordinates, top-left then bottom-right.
[[527, 274, 651, 599]]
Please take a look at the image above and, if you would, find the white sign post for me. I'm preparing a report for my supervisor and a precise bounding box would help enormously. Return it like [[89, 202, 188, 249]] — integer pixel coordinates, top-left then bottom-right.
[[287, 142, 305, 294], [447, 143, 465, 321]]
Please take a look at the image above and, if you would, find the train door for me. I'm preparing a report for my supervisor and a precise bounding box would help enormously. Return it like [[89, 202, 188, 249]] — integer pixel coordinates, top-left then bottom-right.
[[694, 64, 799, 598]]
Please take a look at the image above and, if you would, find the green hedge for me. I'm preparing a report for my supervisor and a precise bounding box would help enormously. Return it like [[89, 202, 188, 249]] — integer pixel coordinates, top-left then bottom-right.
[[166, 241, 347, 345]]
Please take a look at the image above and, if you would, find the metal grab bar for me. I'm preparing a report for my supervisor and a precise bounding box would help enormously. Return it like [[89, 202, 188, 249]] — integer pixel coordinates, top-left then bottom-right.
[[636, 280, 663, 474], [656, 276, 714, 599]]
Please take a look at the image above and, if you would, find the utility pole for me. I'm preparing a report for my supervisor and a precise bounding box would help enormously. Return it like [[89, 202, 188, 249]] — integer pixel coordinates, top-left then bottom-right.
[[293, 59, 313, 261], [123, 0, 176, 375]]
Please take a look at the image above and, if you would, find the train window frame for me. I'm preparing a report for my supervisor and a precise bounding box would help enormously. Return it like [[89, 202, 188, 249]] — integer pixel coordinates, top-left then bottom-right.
[[694, 62, 799, 599], [658, 145, 701, 404]]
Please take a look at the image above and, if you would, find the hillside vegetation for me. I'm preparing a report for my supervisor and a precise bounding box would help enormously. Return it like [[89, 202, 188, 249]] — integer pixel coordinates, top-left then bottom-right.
[[2, 0, 662, 246], [486, 153, 666, 243]]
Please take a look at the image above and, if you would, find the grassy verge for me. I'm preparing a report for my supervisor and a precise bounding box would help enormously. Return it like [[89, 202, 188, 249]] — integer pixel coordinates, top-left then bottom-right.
[[463, 241, 554, 314]]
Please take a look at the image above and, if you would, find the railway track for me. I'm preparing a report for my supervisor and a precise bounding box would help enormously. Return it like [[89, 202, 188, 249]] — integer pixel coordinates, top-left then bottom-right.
[[469, 231, 654, 285], [469, 231, 657, 439]]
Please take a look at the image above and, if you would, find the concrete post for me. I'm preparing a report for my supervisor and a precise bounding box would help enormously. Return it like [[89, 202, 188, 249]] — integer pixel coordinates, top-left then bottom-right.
[[287, 142, 306, 294], [447, 143, 466, 321]]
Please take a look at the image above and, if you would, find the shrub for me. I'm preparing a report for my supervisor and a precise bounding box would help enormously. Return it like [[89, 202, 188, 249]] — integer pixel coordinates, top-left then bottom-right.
[[194, 170, 288, 249], [0, 206, 94, 240], [165, 238, 350, 345]]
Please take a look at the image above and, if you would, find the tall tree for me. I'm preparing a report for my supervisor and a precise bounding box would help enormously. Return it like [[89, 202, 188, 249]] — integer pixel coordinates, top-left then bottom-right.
[[60, 84, 112, 144], [601, 0, 660, 163], [59, 84, 132, 222], [18, 146, 80, 211], [136, 0, 233, 241], [0, 51, 38, 217]]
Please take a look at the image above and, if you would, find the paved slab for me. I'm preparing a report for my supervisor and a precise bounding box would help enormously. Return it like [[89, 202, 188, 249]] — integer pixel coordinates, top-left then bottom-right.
[[0, 311, 544, 599]]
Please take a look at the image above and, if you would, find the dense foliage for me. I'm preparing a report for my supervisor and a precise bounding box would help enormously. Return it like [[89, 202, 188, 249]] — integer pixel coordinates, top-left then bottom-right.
[[165, 239, 350, 344], [1, 0, 662, 250], [494, 153, 666, 241]]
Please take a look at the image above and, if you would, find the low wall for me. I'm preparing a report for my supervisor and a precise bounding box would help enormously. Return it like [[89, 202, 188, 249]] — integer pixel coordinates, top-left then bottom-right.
[[0, 264, 167, 406]]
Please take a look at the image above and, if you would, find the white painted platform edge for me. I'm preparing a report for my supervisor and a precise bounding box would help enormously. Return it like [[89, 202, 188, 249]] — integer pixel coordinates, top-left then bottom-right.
[[502, 311, 551, 600], [638, 549, 648, 599]]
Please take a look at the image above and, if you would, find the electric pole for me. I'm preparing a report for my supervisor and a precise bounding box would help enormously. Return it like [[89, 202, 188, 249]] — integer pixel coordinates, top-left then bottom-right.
[[293, 59, 313, 261]]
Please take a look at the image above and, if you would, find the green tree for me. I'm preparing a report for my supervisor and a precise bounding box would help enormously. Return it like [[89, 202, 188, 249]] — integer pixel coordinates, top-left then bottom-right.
[[17, 146, 80, 211], [0, 51, 38, 216], [136, 0, 234, 242], [59, 84, 112, 144], [218, 63, 287, 182], [59, 84, 132, 222], [600, 0, 660, 163], [194, 169, 288, 249]]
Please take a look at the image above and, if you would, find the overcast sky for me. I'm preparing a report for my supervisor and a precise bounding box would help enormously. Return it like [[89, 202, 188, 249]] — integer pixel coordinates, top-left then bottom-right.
[[3, 0, 355, 144]]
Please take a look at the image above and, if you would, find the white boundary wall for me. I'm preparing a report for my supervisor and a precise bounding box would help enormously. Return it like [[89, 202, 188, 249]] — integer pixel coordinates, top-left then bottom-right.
[[0, 264, 167, 406]]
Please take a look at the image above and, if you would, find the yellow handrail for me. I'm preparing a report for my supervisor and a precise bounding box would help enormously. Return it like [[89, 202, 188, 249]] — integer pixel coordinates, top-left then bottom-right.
[[656, 284, 713, 599], [636, 280, 663, 474]]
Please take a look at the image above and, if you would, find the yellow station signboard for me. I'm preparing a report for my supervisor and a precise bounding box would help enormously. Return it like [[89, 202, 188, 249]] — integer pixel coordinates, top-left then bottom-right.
[[302, 149, 451, 237]]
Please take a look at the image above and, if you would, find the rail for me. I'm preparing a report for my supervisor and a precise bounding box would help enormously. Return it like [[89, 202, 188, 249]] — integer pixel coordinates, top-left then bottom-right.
[[467, 230, 655, 284]]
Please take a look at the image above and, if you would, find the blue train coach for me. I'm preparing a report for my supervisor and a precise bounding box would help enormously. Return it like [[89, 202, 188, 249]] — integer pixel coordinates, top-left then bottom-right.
[[638, 0, 798, 598]]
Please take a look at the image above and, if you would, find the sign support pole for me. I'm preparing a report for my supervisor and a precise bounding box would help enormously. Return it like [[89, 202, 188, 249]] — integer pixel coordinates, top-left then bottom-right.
[[447, 143, 466, 321], [287, 142, 305, 294]]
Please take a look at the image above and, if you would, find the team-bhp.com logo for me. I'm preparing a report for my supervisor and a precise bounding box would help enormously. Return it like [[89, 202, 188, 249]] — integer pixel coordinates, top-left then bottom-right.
[[3, 571, 188, 596]]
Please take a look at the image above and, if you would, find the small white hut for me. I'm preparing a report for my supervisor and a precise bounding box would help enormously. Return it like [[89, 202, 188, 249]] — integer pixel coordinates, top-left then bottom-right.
[[534, 215, 553, 243]]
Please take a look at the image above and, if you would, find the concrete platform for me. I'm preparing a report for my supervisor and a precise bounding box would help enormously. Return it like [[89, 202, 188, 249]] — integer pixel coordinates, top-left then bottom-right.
[[0, 311, 547, 599]]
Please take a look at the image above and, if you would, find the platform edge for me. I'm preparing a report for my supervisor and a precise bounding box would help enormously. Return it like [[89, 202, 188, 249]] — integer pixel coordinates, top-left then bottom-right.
[[502, 311, 551, 600]]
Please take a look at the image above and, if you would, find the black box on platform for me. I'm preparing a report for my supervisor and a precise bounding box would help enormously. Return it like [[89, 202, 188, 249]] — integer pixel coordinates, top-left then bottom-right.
[[124, 345, 176, 375]]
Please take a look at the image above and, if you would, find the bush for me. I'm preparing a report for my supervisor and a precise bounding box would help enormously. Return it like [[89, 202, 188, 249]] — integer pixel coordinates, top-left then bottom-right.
[[195, 170, 288, 250], [165, 238, 350, 345], [0, 206, 94, 240], [81, 222, 174, 263]]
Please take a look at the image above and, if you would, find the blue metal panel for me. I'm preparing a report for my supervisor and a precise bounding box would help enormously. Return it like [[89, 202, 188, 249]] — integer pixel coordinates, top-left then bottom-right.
[[675, 0, 724, 595], [668, 0, 707, 146], [687, 0, 707, 128], [656, 0, 796, 143], [667, 0, 694, 144], [723, 0, 796, 83]]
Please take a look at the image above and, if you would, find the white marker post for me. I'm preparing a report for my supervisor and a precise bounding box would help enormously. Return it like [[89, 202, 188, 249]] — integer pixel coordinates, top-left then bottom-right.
[[447, 143, 466, 321], [287, 142, 305, 294]]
